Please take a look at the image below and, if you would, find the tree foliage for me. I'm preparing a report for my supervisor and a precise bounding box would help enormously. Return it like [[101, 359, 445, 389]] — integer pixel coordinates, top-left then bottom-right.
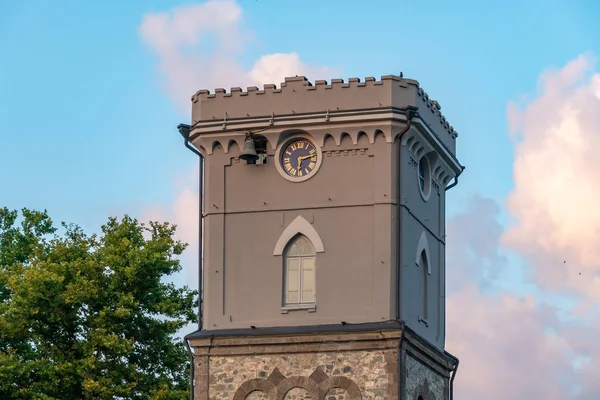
[[0, 208, 197, 399]]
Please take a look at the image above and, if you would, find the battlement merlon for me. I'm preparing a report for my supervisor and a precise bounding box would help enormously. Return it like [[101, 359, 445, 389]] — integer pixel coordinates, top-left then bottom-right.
[[190, 75, 459, 154]]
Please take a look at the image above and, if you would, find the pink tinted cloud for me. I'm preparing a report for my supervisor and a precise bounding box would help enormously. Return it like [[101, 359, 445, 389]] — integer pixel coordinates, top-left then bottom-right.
[[446, 55, 600, 399], [446, 196, 575, 399], [503, 53, 600, 301], [447, 286, 575, 399], [142, 168, 200, 285]]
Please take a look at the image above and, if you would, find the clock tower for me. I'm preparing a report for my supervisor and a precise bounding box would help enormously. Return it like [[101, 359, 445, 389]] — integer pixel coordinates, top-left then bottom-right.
[[181, 75, 463, 400]]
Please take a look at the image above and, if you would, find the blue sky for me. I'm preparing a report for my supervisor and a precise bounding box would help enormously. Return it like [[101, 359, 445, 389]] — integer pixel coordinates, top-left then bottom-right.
[[2, 0, 598, 225], [2, 1, 600, 398]]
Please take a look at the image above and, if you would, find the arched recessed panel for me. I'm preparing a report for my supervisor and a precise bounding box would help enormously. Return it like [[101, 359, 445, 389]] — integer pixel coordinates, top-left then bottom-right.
[[415, 231, 431, 274], [274, 216, 325, 256]]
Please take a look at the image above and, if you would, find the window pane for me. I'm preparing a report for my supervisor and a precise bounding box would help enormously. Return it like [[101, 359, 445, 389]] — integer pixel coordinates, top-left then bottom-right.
[[286, 258, 300, 304], [287, 242, 299, 256], [288, 235, 315, 257], [301, 257, 315, 303]]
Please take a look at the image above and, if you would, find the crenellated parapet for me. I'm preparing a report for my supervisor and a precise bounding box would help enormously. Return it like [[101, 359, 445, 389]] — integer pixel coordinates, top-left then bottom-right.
[[190, 75, 458, 154]]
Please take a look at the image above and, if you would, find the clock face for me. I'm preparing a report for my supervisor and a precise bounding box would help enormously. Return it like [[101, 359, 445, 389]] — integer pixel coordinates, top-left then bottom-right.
[[280, 139, 318, 178]]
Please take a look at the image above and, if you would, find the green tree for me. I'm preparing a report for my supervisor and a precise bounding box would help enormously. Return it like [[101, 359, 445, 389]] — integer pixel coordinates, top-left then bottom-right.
[[0, 208, 197, 399]]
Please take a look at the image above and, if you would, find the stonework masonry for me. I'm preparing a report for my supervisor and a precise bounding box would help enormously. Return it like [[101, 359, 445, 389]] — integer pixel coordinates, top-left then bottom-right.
[[188, 324, 457, 400]]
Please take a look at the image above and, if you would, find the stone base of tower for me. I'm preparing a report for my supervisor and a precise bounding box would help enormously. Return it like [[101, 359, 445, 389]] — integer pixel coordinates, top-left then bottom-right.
[[186, 321, 457, 400]]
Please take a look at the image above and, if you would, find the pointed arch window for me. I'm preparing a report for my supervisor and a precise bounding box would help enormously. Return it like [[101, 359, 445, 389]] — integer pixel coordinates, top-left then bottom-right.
[[283, 235, 316, 306], [419, 249, 429, 321]]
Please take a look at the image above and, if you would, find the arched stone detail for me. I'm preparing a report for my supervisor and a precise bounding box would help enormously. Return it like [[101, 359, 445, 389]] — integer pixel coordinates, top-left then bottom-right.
[[277, 376, 320, 399], [323, 388, 351, 400], [319, 376, 362, 400], [282, 387, 312, 399], [273, 216, 325, 256], [233, 367, 362, 400], [416, 231, 431, 274], [246, 390, 270, 400], [233, 378, 277, 400]]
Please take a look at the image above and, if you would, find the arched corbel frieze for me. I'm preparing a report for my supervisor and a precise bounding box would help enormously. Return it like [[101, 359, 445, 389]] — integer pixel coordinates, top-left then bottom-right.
[[320, 132, 337, 148], [261, 131, 279, 152], [401, 127, 458, 187], [347, 130, 361, 145], [197, 135, 246, 155], [401, 128, 434, 158], [339, 132, 355, 146], [211, 140, 224, 154], [374, 128, 394, 143], [356, 130, 370, 145], [318, 128, 345, 147], [273, 215, 325, 256], [226, 138, 241, 154]]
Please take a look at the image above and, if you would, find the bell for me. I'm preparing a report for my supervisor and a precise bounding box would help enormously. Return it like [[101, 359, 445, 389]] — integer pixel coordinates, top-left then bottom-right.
[[239, 137, 259, 162]]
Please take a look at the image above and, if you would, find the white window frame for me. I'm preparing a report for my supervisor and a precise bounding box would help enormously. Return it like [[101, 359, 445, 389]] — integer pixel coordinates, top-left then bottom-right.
[[282, 235, 316, 311]]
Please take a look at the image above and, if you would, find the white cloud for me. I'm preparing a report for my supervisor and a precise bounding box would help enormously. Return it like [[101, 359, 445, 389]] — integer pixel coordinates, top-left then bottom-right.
[[139, 0, 338, 113], [248, 52, 336, 88]]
